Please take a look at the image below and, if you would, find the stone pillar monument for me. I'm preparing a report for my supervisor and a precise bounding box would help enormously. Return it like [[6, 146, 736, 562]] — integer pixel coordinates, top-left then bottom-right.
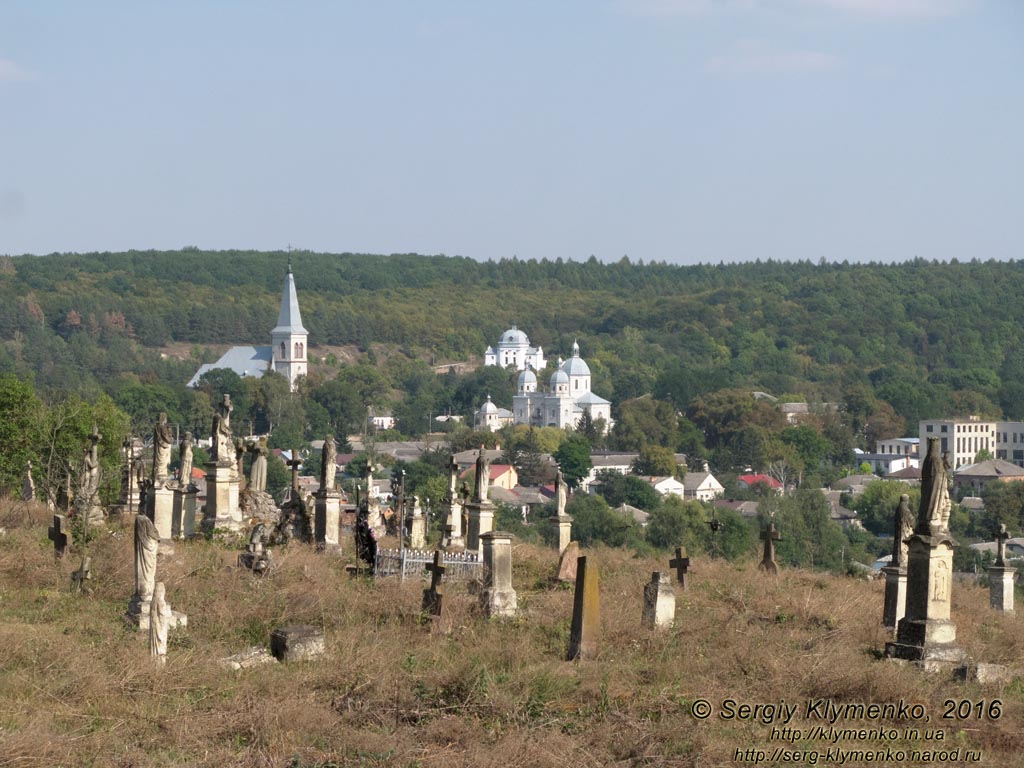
[[549, 468, 572, 553], [441, 456, 466, 551], [882, 494, 913, 629], [480, 531, 517, 618], [465, 446, 495, 556], [204, 394, 242, 532], [988, 525, 1016, 613], [642, 571, 676, 630], [886, 438, 965, 668], [408, 496, 426, 550], [314, 435, 342, 552]]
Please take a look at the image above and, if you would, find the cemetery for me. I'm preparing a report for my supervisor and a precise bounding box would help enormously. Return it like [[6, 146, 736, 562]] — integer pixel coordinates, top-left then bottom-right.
[[1, 423, 1023, 767]]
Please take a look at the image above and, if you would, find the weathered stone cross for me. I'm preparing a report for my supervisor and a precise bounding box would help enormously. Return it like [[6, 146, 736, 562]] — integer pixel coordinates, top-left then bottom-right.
[[425, 550, 446, 592], [48, 514, 69, 558], [286, 450, 302, 493], [758, 521, 781, 575], [995, 524, 1010, 567], [668, 546, 690, 588], [421, 550, 446, 623]]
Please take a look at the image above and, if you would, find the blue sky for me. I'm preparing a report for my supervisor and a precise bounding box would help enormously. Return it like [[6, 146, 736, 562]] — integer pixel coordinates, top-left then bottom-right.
[[1, 0, 1020, 263]]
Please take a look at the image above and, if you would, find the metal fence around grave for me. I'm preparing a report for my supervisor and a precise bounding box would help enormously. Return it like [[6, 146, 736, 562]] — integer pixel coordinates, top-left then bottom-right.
[[374, 548, 481, 580]]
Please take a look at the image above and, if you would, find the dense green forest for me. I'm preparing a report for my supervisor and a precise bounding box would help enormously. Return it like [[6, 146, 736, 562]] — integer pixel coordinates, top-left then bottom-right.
[[3, 249, 1024, 485]]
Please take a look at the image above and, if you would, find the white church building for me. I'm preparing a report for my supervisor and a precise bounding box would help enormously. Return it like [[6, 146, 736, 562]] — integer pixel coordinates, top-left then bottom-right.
[[511, 341, 612, 431], [484, 326, 546, 371], [187, 265, 308, 392]]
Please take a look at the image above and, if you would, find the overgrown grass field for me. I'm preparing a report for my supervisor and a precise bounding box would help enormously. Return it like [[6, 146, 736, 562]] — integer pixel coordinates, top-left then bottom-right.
[[0, 501, 1021, 767]]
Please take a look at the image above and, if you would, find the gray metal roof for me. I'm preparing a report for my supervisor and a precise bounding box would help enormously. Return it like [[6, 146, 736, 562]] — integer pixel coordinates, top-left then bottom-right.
[[271, 268, 308, 335], [187, 345, 273, 387]]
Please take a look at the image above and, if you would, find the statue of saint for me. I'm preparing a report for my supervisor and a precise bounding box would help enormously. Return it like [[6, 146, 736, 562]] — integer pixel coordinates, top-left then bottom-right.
[[321, 435, 337, 492], [153, 412, 173, 487], [211, 394, 233, 464], [917, 437, 950, 534], [473, 445, 490, 502], [446, 455, 459, 500], [132, 514, 160, 607], [891, 493, 914, 568], [249, 437, 268, 493], [79, 432, 101, 504], [179, 432, 194, 488], [555, 468, 568, 517], [22, 460, 34, 502]]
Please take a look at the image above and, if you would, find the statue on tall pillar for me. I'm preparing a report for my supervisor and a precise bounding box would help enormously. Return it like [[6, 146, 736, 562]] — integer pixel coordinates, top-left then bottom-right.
[[153, 412, 173, 487], [473, 445, 490, 503], [555, 468, 568, 517], [321, 435, 337, 492], [917, 438, 950, 535], [211, 394, 234, 464], [178, 432, 194, 489], [891, 493, 914, 568]]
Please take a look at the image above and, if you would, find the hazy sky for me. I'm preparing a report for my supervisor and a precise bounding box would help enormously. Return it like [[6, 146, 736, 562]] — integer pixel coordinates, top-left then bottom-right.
[[1, 1, 1021, 264]]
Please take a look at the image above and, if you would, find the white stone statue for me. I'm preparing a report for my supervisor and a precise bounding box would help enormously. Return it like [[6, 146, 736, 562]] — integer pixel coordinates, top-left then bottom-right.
[[211, 394, 233, 464], [474, 445, 490, 502], [133, 514, 160, 608], [179, 432, 194, 489], [248, 437, 269, 493], [153, 412, 173, 487], [149, 581, 172, 665]]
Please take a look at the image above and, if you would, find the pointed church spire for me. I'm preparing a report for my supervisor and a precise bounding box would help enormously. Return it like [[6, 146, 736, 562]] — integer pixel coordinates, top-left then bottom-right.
[[272, 263, 307, 335]]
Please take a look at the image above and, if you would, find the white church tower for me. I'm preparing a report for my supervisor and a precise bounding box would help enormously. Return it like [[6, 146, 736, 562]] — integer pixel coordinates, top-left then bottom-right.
[[270, 262, 308, 391]]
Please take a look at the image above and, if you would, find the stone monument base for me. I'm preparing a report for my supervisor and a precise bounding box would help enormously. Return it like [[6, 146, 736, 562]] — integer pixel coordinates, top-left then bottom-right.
[[480, 587, 518, 619], [988, 566, 1016, 612], [204, 462, 242, 532], [885, 618, 966, 670], [314, 491, 342, 551], [881, 565, 907, 629]]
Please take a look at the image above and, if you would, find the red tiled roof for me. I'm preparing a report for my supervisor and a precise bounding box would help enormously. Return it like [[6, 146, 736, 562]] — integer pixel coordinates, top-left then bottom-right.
[[738, 474, 782, 488]]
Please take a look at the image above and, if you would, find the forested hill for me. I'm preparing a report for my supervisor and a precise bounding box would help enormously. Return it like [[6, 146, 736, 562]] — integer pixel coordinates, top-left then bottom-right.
[[3, 250, 1024, 424]]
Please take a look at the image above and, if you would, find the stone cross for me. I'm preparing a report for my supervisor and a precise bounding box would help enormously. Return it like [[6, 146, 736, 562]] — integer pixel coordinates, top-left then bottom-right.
[[758, 522, 781, 575], [421, 550, 446, 621], [287, 450, 302, 493], [48, 514, 70, 558], [995, 524, 1010, 567], [567, 555, 600, 660], [71, 556, 92, 595], [668, 546, 691, 589]]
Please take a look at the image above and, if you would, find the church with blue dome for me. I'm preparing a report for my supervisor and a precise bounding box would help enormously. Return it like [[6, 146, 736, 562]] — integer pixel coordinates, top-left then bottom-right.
[[510, 340, 612, 431]]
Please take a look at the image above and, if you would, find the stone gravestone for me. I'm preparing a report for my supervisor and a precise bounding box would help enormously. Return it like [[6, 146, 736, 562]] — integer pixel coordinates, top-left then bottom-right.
[[204, 394, 243, 532], [886, 438, 965, 668], [556, 540, 580, 582], [567, 555, 600, 660], [275, 450, 311, 543], [238, 524, 273, 575], [421, 550, 446, 629], [465, 447, 495, 556], [479, 531, 517, 618], [48, 514, 70, 558], [408, 496, 426, 550], [882, 494, 913, 629], [71, 556, 92, 595], [758, 522, 781, 575], [642, 571, 676, 630], [314, 435, 343, 552], [441, 455, 466, 551], [988, 524, 1015, 613], [149, 414, 176, 542], [669, 546, 691, 589], [75, 428, 105, 527], [270, 625, 325, 662]]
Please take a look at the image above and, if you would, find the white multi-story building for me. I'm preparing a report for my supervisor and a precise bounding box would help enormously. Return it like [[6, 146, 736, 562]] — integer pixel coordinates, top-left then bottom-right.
[[484, 326, 546, 371], [919, 418, 997, 470], [511, 341, 612, 430]]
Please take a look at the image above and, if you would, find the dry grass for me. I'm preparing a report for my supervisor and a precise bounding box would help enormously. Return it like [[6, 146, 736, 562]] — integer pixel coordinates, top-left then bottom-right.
[[0, 500, 1021, 767]]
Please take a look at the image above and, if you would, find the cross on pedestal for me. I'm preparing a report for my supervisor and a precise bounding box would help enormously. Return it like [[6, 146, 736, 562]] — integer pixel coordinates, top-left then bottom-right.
[[995, 524, 1011, 567], [48, 514, 70, 558], [759, 521, 781, 575], [286, 449, 302, 493], [668, 546, 691, 588]]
